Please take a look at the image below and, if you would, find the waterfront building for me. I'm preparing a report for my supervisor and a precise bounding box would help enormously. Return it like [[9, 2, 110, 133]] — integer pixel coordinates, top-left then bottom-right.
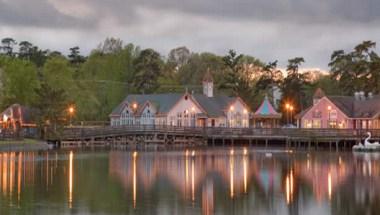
[[252, 96, 282, 128], [110, 70, 250, 127], [0, 104, 37, 136], [296, 88, 380, 129]]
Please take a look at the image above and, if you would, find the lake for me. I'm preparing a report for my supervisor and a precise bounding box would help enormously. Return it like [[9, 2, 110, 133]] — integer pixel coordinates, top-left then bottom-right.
[[0, 148, 378, 215]]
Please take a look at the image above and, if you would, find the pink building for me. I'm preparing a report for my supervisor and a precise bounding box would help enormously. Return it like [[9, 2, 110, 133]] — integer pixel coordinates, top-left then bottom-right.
[[296, 89, 380, 129]]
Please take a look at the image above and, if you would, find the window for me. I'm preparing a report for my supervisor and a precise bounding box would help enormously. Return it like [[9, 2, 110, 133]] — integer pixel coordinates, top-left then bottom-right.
[[191, 113, 196, 127], [184, 110, 189, 126], [312, 120, 321, 128], [177, 113, 182, 127], [328, 120, 337, 128], [329, 110, 337, 119], [303, 120, 312, 128], [312, 110, 322, 118]]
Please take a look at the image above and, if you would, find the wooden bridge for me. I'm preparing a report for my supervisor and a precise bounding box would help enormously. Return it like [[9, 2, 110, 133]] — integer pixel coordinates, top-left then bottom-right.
[[51, 125, 380, 150]]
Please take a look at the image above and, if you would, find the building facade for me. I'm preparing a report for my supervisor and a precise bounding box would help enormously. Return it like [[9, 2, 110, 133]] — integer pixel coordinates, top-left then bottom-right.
[[110, 71, 250, 128], [296, 89, 380, 129]]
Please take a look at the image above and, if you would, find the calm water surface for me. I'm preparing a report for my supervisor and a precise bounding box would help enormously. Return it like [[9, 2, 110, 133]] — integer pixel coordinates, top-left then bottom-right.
[[0, 148, 378, 215]]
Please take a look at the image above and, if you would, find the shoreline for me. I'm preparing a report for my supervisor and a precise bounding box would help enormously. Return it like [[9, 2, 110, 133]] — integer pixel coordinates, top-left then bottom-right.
[[0, 139, 50, 151]]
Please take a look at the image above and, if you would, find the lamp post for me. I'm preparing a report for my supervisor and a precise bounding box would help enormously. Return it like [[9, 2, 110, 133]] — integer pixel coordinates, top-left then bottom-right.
[[68, 106, 75, 127], [285, 103, 290, 125]]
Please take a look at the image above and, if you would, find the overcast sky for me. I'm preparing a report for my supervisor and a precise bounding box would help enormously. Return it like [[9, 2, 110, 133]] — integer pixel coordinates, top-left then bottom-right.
[[1, 0, 379, 69]]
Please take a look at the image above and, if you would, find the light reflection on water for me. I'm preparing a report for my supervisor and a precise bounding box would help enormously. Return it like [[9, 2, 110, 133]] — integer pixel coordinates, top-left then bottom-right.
[[0, 149, 379, 214]]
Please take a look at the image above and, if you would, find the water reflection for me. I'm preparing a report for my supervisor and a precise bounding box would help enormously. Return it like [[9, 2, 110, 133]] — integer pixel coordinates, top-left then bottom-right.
[[68, 151, 73, 208], [0, 149, 378, 214]]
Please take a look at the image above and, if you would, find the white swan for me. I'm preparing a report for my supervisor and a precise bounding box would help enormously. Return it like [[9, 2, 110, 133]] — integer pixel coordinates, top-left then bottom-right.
[[353, 132, 380, 151], [364, 132, 380, 148], [352, 142, 364, 150]]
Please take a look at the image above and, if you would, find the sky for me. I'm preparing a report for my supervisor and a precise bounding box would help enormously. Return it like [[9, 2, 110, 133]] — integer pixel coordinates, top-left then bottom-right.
[[1, 0, 380, 70]]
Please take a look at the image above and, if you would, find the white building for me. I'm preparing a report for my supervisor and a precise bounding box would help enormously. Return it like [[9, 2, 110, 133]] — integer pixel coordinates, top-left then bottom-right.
[[110, 71, 251, 128]]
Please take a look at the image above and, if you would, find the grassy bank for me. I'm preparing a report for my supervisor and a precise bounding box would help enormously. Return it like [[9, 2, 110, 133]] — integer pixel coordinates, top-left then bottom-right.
[[0, 138, 49, 151]]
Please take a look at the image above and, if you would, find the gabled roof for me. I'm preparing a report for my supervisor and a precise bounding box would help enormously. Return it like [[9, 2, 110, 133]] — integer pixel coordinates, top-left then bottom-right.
[[253, 96, 282, 118], [297, 94, 380, 119], [192, 94, 234, 117], [110, 93, 244, 118], [110, 93, 183, 116]]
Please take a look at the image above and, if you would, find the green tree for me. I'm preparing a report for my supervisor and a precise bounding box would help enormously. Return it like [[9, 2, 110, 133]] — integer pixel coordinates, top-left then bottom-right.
[[76, 44, 139, 120], [220, 50, 264, 106], [42, 56, 75, 92], [68, 46, 85, 65], [0, 56, 39, 108], [280, 57, 309, 116], [177, 52, 225, 89], [96, 37, 123, 54], [329, 40, 380, 94], [1, 38, 17, 56], [33, 82, 68, 138], [132, 48, 163, 94], [29, 46, 48, 68], [256, 61, 283, 92], [18, 41, 34, 60]]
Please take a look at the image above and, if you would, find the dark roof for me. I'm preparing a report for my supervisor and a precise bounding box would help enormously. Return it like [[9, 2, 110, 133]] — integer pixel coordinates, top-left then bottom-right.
[[298, 95, 380, 119], [111, 93, 239, 117], [110, 93, 183, 115], [192, 94, 235, 117]]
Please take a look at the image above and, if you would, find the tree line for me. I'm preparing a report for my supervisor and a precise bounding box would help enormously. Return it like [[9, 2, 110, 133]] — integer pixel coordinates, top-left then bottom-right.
[[0, 37, 378, 132]]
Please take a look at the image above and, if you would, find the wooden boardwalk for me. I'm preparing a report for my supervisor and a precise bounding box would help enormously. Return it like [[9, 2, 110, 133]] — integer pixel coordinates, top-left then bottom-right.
[[51, 125, 380, 149]]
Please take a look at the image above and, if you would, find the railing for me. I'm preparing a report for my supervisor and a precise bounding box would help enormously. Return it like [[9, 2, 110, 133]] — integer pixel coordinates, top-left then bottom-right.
[[57, 125, 380, 140]]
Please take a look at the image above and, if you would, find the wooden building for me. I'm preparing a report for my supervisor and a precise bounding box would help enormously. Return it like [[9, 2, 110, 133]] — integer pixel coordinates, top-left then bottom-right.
[[110, 70, 251, 128]]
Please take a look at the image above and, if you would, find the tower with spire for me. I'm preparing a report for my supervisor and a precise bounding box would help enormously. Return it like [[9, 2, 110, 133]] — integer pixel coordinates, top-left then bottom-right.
[[202, 69, 214, 97]]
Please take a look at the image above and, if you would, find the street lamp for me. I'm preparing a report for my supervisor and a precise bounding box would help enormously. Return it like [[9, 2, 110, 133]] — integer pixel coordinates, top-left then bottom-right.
[[68, 106, 75, 127], [285, 103, 290, 125]]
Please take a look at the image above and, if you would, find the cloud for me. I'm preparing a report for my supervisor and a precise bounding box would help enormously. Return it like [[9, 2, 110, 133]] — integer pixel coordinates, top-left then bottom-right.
[[0, 0, 380, 69]]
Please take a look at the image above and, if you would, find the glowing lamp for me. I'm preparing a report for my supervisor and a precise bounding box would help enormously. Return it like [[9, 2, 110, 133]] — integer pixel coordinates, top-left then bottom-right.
[[69, 107, 75, 114]]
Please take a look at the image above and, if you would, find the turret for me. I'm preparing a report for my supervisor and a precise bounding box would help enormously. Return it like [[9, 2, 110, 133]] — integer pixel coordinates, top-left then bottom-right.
[[202, 69, 214, 97]]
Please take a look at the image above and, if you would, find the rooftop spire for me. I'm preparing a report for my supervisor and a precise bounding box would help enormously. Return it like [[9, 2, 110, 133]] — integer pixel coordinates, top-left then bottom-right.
[[202, 68, 214, 97], [203, 68, 214, 82]]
